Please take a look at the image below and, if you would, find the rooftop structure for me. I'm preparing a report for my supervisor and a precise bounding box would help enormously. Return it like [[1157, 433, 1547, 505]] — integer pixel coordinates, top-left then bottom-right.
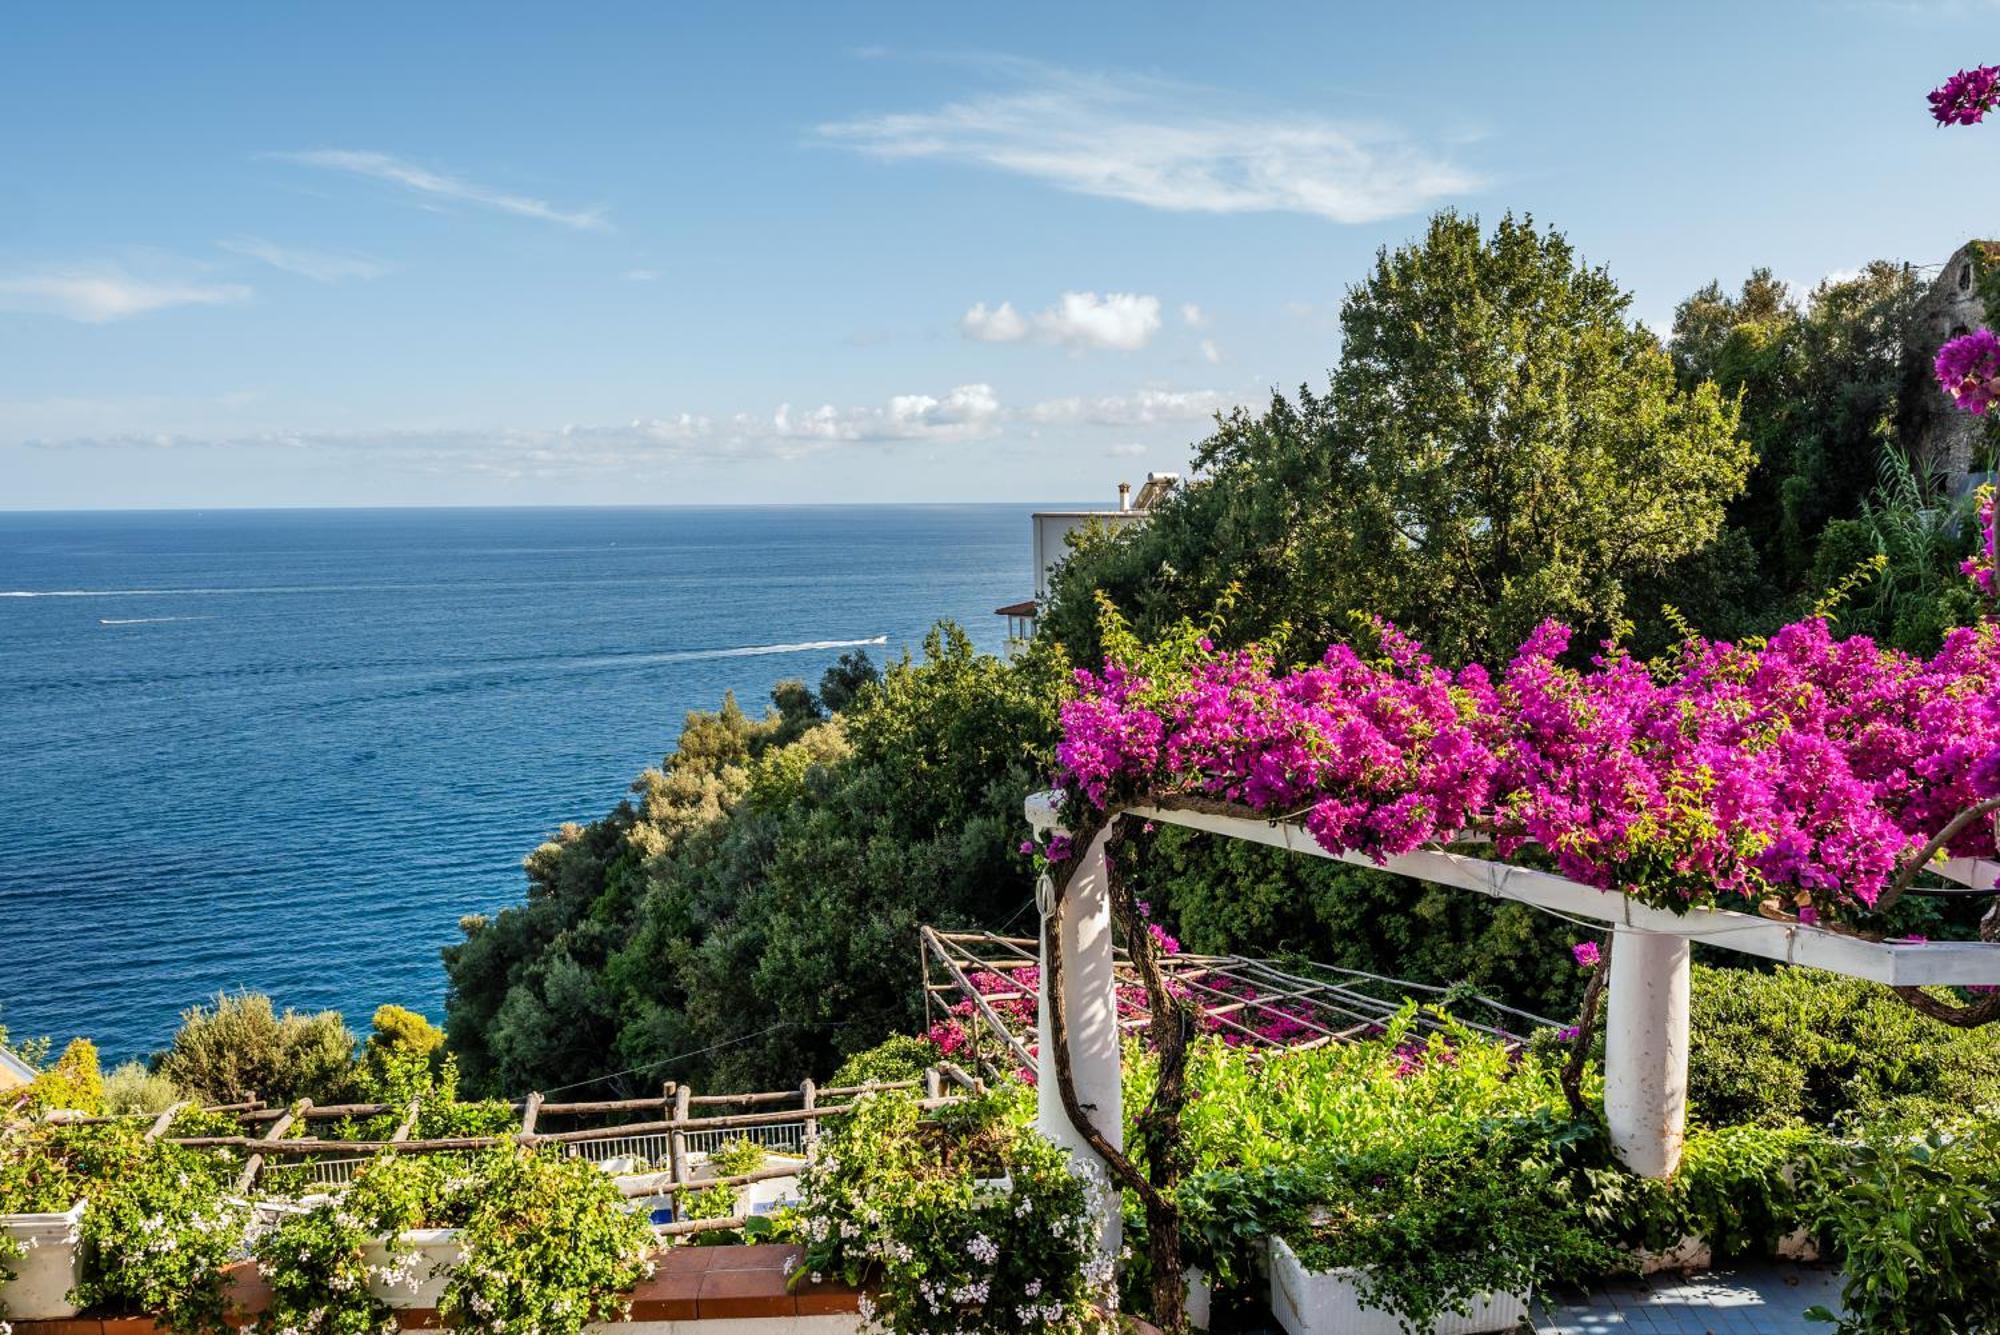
[[995, 473, 1179, 642]]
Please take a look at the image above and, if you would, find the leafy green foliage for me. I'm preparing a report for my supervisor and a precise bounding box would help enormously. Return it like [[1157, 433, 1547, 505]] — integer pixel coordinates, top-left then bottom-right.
[[442, 1147, 654, 1335], [0, 1122, 243, 1333], [787, 1088, 1108, 1335], [444, 630, 1063, 1095], [1158, 1014, 1616, 1319], [19, 1037, 104, 1115], [256, 1147, 653, 1335], [830, 1035, 937, 1089], [1686, 963, 2000, 1130], [102, 1060, 185, 1115], [158, 991, 360, 1106], [1041, 212, 1749, 669], [1593, 1123, 1833, 1261], [1806, 1122, 2000, 1333], [254, 1153, 450, 1335]]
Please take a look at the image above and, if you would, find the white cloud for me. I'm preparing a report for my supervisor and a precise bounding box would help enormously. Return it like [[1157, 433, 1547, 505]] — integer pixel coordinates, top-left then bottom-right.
[[960, 291, 1161, 351], [818, 63, 1480, 224], [1107, 442, 1147, 457], [221, 236, 389, 283], [1180, 303, 1205, 327], [623, 269, 661, 282], [271, 149, 609, 231], [1029, 386, 1240, 427], [30, 382, 1011, 472], [0, 265, 252, 323], [1035, 291, 1159, 351], [770, 382, 1002, 445], [1199, 338, 1223, 364], [961, 300, 1028, 342]]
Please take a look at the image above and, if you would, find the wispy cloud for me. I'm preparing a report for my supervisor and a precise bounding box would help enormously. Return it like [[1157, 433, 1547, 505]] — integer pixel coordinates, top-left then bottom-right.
[[622, 268, 662, 282], [221, 236, 390, 283], [961, 291, 1162, 351], [270, 149, 610, 231], [1029, 385, 1241, 426], [0, 264, 251, 323], [29, 382, 1008, 470], [818, 62, 1480, 223]]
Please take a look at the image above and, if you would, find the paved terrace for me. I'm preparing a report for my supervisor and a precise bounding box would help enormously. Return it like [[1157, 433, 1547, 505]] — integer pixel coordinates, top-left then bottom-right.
[[1536, 1263, 1846, 1334]]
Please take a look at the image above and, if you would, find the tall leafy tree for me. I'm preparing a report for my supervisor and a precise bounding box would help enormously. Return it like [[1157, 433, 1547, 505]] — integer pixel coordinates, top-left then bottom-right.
[[1041, 212, 1750, 667]]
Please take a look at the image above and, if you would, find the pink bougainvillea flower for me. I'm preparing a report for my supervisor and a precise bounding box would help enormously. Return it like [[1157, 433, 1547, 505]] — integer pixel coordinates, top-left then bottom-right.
[[1045, 615, 2000, 927], [1936, 329, 2000, 415], [1571, 941, 1602, 969], [1930, 64, 2000, 125]]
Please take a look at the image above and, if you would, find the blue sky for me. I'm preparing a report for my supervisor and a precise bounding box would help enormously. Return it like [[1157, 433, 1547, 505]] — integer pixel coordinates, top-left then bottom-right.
[[4, 1, 1997, 508]]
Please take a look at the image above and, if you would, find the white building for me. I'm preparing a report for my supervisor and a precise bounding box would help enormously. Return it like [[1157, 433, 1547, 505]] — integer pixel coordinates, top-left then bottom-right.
[[995, 474, 1178, 642]]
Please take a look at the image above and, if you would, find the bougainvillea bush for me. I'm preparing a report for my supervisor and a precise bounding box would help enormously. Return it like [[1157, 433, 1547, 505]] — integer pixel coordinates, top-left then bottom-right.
[[787, 1087, 1111, 1335], [1050, 613, 2000, 927]]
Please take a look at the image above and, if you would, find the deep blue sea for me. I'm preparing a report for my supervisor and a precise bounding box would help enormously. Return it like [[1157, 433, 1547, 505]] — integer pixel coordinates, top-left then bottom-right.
[[0, 507, 1033, 1062]]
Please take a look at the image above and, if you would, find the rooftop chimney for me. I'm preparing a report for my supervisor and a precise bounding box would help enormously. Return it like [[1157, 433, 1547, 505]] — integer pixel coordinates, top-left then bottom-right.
[[1117, 481, 1132, 512]]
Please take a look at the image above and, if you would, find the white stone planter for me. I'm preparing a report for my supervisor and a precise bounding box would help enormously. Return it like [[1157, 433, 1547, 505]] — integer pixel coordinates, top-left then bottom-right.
[[1633, 1234, 1711, 1275], [359, 1227, 464, 1309], [0, 1201, 87, 1320], [1268, 1235, 1528, 1335]]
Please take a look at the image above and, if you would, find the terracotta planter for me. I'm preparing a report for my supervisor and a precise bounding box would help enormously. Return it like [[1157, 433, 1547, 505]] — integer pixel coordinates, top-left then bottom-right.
[[1268, 1235, 1528, 1335], [0, 1201, 87, 1320]]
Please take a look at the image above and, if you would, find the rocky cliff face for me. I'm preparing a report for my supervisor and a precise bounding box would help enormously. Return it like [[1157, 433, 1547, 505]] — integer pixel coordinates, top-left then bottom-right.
[[1903, 240, 1997, 492]]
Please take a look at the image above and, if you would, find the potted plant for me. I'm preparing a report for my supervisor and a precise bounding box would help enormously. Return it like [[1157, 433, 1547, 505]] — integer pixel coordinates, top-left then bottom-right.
[[788, 1088, 1111, 1335], [1, 1120, 243, 1331], [255, 1144, 655, 1335]]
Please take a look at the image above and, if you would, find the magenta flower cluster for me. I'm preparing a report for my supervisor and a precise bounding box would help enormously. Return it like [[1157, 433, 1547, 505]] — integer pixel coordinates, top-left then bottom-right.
[[1570, 941, 1602, 970], [1936, 329, 2000, 415], [1053, 619, 2000, 924], [1930, 64, 2000, 125]]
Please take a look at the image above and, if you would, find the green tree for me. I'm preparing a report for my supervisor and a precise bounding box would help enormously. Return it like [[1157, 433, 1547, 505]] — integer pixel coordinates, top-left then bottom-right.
[[1041, 212, 1750, 667], [156, 992, 359, 1105]]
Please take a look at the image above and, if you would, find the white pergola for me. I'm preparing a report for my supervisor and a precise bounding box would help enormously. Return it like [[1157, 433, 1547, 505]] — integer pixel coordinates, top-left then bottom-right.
[[1025, 790, 2000, 1260]]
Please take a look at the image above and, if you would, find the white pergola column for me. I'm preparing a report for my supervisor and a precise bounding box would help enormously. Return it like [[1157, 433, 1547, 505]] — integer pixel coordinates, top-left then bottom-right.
[[1603, 928, 1690, 1178], [1026, 795, 1122, 1260]]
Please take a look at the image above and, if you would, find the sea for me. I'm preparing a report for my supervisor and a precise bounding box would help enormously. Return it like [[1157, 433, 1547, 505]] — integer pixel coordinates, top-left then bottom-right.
[[0, 506, 1034, 1062]]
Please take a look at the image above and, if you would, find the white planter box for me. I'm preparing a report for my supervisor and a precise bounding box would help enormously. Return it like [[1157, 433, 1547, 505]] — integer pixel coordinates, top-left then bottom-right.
[[1268, 1235, 1528, 1335], [1633, 1234, 1711, 1275], [360, 1227, 463, 1309], [0, 1201, 87, 1320]]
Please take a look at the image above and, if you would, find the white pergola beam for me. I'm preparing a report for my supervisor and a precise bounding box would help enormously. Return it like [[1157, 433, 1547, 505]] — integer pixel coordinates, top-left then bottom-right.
[[1129, 802, 2000, 988]]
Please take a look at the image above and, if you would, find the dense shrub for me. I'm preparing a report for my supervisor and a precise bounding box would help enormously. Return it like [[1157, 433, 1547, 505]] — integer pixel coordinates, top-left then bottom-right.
[[789, 1087, 1108, 1335], [830, 1034, 938, 1088], [1686, 964, 2000, 1129], [1808, 1121, 2000, 1333], [19, 1037, 105, 1115], [255, 1146, 654, 1335], [0, 1122, 243, 1333], [102, 1060, 185, 1115], [1159, 1016, 1618, 1327], [158, 991, 360, 1105]]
